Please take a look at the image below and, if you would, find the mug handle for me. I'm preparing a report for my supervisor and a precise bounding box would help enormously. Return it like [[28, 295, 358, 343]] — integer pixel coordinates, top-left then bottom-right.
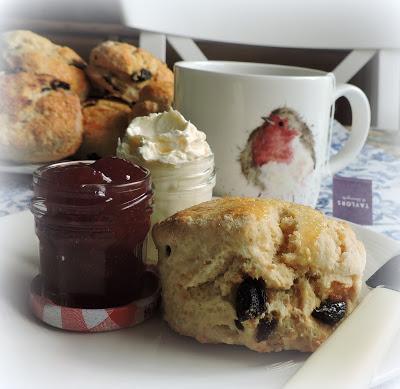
[[329, 84, 371, 173]]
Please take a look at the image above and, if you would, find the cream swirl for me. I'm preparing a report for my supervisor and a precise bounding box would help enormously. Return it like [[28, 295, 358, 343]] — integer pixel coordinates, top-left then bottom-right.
[[117, 109, 212, 165]]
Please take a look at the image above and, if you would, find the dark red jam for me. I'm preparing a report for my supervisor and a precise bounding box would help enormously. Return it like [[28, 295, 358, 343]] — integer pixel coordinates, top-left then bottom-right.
[[31, 157, 153, 309]]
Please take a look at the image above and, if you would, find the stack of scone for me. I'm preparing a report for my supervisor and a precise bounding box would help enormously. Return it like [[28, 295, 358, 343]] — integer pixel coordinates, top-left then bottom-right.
[[77, 40, 173, 159], [0, 30, 174, 163], [153, 197, 366, 352]]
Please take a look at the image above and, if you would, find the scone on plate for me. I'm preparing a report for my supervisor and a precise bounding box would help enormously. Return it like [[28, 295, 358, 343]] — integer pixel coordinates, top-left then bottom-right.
[[130, 81, 173, 119], [0, 30, 89, 101], [76, 98, 132, 159], [0, 72, 83, 163], [87, 41, 174, 104], [152, 197, 366, 352]]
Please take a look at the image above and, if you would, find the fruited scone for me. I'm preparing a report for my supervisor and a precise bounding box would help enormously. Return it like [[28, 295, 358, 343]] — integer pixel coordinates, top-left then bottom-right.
[[130, 81, 173, 119], [0, 72, 83, 163], [86, 41, 174, 104], [76, 98, 132, 159], [152, 197, 366, 352], [0, 30, 89, 101]]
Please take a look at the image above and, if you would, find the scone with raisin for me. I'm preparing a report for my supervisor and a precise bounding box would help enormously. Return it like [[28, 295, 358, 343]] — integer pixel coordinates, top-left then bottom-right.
[[86, 41, 173, 104], [152, 197, 366, 352], [0, 72, 83, 163], [0, 30, 89, 101], [130, 81, 173, 119], [76, 98, 132, 159]]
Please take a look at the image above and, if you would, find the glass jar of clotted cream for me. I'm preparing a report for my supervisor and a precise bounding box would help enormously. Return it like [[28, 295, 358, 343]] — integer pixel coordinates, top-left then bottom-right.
[[31, 157, 153, 309], [117, 109, 215, 262]]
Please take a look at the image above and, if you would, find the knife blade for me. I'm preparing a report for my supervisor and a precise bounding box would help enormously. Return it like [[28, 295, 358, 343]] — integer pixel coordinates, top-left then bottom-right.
[[283, 254, 400, 389], [366, 254, 400, 291]]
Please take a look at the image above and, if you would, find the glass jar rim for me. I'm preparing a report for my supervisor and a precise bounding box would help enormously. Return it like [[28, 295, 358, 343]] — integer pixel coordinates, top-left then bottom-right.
[[118, 152, 214, 169], [33, 160, 151, 192], [135, 154, 214, 176]]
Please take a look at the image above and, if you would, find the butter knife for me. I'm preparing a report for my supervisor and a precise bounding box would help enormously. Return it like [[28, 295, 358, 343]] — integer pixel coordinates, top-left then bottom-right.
[[283, 254, 400, 389]]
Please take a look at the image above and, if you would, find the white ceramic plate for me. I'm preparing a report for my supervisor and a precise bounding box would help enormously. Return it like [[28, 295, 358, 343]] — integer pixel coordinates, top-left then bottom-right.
[[0, 211, 399, 389], [0, 161, 44, 175]]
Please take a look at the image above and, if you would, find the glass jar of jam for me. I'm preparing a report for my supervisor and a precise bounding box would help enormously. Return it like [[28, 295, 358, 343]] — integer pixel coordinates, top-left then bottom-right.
[[31, 157, 153, 309]]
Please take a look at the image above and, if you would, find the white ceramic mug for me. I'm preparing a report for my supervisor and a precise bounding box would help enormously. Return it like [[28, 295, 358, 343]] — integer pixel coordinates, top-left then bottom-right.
[[174, 61, 370, 206]]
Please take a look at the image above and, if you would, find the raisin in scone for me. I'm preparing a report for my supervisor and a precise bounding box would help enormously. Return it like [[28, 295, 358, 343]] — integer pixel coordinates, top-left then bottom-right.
[[152, 197, 366, 352], [0, 30, 89, 101], [76, 98, 132, 159], [0, 72, 83, 163], [86, 41, 173, 104]]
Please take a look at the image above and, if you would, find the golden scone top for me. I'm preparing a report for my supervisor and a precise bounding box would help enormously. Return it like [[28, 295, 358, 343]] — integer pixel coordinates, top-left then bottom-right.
[[0, 30, 89, 101], [89, 41, 142, 75], [89, 40, 173, 82], [0, 30, 84, 64], [154, 197, 325, 234], [153, 197, 366, 285]]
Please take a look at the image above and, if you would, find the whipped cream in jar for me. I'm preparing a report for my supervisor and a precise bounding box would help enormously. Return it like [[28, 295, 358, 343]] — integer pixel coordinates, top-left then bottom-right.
[[117, 108, 215, 262]]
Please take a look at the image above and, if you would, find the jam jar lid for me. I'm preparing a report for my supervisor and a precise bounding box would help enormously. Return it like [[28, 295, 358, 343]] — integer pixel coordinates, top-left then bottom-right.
[[33, 157, 151, 194], [30, 271, 160, 332], [31, 157, 153, 215]]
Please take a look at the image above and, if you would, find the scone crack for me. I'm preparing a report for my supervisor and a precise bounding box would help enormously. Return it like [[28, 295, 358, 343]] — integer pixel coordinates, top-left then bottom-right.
[[70, 60, 87, 70], [184, 255, 235, 290], [102, 73, 123, 93]]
